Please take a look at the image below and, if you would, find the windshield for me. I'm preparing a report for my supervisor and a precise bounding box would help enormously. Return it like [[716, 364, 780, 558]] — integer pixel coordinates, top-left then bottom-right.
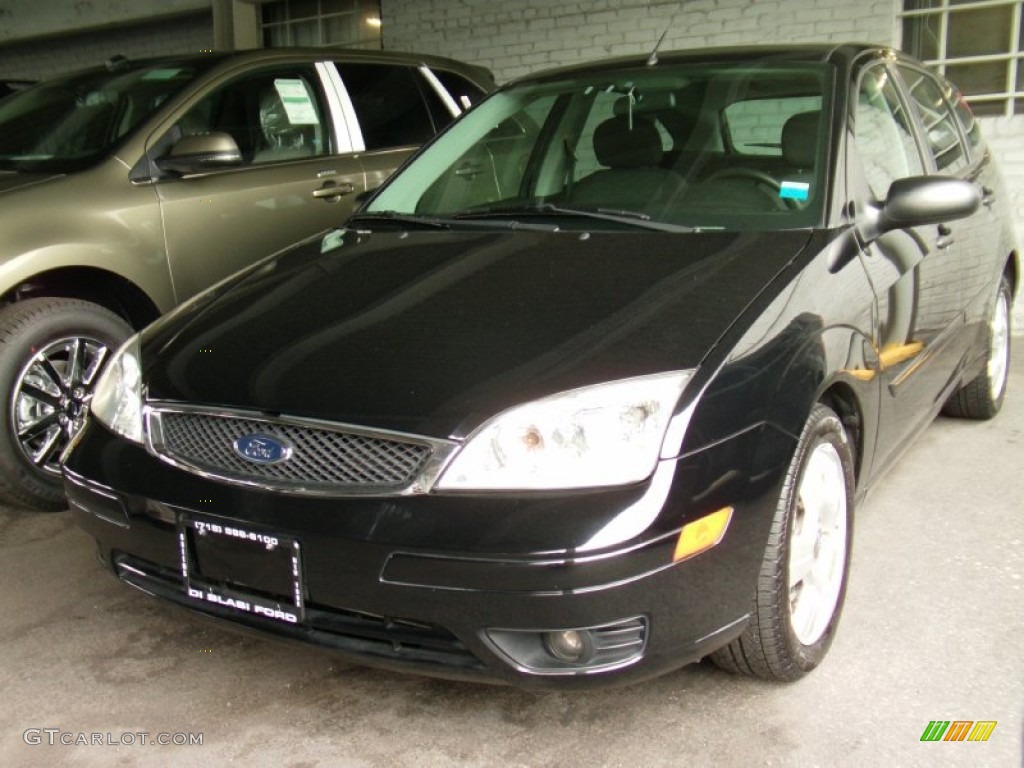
[[0, 62, 206, 173], [367, 60, 831, 232]]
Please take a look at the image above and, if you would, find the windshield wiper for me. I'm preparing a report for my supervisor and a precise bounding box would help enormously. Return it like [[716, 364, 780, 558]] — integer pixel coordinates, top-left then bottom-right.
[[451, 203, 697, 233], [348, 211, 450, 229], [351, 209, 558, 232]]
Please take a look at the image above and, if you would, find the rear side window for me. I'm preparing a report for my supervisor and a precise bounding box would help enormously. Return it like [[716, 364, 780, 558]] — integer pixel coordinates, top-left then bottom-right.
[[897, 65, 968, 173], [335, 63, 435, 150], [949, 84, 985, 158]]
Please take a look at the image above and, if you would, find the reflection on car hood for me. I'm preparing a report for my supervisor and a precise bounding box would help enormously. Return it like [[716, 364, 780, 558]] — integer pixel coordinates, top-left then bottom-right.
[[142, 228, 813, 438], [0, 171, 62, 194]]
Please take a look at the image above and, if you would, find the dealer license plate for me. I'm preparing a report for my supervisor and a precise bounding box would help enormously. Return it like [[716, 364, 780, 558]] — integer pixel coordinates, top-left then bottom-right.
[[178, 516, 304, 625]]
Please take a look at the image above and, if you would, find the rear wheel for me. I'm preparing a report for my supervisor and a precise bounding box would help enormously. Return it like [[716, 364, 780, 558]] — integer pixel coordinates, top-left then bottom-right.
[[943, 274, 1012, 420], [710, 404, 854, 680], [0, 298, 132, 510]]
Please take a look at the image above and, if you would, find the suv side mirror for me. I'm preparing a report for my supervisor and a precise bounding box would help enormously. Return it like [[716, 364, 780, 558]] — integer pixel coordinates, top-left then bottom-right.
[[157, 132, 242, 175], [860, 175, 980, 242]]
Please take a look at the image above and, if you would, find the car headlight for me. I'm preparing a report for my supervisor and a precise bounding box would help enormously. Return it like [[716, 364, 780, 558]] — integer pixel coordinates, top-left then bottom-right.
[[436, 371, 691, 490], [90, 335, 144, 444]]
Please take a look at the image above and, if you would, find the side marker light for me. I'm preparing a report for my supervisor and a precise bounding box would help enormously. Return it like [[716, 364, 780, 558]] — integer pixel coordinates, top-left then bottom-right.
[[673, 506, 733, 562]]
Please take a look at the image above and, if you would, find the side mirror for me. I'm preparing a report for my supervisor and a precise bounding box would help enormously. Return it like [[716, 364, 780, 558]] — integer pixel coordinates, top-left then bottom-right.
[[860, 175, 980, 242], [157, 132, 242, 175]]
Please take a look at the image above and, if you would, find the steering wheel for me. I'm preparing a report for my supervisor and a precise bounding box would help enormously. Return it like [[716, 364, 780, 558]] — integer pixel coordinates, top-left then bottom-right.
[[704, 167, 794, 211]]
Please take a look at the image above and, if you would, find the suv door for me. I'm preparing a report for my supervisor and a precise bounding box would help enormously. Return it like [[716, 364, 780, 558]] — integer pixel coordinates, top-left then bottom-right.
[[149, 62, 364, 303]]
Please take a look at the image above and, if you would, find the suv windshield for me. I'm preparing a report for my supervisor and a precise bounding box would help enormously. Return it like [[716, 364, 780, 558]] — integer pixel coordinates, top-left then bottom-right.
[[0, 61, 206, 173], [367, 60, 830, 232]]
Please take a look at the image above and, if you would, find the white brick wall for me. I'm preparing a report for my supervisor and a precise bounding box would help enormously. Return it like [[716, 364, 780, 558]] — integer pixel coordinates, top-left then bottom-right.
[[382, 0, 1022, 330]]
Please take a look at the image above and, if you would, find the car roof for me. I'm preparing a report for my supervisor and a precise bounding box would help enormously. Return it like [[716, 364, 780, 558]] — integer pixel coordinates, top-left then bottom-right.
[[52, 47, 494, 87], [508, 43, 890, 84]]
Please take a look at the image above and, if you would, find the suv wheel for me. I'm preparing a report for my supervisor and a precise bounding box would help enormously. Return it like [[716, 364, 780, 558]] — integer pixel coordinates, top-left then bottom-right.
[[0, 298, 132, 510]]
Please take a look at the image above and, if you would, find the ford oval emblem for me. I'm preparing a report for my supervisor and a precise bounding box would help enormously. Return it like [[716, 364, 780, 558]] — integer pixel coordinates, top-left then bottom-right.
[[233, 434, 293, 464]]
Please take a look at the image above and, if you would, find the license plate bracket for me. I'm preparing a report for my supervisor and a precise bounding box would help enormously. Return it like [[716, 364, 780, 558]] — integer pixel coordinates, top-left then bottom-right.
[[178, 516, 304, 625]]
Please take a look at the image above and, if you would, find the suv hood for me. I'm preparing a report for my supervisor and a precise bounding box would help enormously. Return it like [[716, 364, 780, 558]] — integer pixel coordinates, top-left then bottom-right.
[[142, 228, 812, 438], [0, 170, 62, 194]]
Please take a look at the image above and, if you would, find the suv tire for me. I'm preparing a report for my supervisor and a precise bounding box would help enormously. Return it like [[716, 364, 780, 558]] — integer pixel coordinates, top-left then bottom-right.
[[0, 298, 132, 510]]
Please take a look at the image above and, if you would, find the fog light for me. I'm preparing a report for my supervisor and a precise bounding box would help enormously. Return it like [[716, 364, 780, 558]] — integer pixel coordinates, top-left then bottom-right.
[[485, 617, 646, 675], [543, 630, 590, 662]]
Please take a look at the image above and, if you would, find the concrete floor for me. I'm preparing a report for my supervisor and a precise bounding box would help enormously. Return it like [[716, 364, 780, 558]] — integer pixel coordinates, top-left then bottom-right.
[[1, 355, 1022, 768]]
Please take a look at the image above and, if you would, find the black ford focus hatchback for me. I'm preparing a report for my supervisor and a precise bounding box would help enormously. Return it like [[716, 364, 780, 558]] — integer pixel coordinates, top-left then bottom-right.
[[64, 44, 1017, 688]]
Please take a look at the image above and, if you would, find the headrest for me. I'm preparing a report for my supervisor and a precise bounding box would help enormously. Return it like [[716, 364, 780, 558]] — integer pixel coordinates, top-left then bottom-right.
[[781, 110, 820, 168], [592, 115, 663, 169]]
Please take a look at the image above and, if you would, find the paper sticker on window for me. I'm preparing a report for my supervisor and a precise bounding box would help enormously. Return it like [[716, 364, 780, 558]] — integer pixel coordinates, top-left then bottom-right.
[[779, 180, 810, 201], [274, 79, 319, 125]]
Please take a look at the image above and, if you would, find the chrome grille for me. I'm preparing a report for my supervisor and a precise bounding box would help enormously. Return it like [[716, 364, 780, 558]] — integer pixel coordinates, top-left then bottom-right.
[[148, 408, 434, 492]]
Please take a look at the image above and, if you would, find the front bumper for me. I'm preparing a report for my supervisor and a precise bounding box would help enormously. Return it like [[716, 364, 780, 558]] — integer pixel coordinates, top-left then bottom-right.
[[64, 418, 791, 689]]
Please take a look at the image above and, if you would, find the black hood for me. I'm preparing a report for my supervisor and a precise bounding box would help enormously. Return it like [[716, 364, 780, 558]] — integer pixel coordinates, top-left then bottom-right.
[[142, 228, 812, 438]]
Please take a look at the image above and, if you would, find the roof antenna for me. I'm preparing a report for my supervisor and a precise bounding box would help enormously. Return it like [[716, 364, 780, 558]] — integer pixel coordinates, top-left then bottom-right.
[[646, 0, 687, 67]]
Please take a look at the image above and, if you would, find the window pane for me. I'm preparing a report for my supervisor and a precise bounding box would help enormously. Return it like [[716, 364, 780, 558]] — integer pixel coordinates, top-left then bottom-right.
[[723, 96, 823, 156], [898, 66, 967, 171], [289, 19, 320, 46], [947, 7, 1014, 58], [167, 68, 329, 165], [950, 90, 984, 153], [855, 67, 925, 199], [323, 14, 359, 43], [968, 99, 1006, 116], [945, 61, 1008, 96], [903, 0, 942, 10], [337, 63, 434, 149], [902, 13, 941, 61], [289, 0, 321, 20]]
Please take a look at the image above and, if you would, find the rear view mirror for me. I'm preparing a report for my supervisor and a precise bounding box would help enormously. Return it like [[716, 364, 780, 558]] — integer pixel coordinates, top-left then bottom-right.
[[860, 175, 980, 242], [157, 132, 242, 175]]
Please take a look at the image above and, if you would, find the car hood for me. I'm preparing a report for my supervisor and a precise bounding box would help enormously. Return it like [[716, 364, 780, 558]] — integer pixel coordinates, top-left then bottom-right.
[[0, 170, 63, 194], [142, 228, 813, 438]]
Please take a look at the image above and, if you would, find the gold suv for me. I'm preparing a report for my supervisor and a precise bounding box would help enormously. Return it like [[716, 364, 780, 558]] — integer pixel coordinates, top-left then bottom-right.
[[0, 48, 493, 509]]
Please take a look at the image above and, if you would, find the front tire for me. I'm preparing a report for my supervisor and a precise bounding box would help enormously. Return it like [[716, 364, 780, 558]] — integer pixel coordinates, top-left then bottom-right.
[[710, 404, 854, 680], [0, 298, 132, 510], [943, 274, 1012, 420]]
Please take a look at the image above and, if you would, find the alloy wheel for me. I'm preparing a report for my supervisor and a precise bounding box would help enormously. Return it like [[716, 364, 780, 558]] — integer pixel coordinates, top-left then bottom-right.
[[788, 440, 849, 646], [11, 336, 110, 475]]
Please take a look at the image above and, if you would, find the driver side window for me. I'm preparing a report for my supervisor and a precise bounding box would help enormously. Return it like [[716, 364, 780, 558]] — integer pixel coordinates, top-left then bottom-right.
[[167, 67, 331, 166], [854, 66, 924, 200]]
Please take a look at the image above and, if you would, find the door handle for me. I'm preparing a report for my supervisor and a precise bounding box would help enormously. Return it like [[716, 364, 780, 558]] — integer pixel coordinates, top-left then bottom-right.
[[936, 223, 954, 250], [312, 181, 355, 200]]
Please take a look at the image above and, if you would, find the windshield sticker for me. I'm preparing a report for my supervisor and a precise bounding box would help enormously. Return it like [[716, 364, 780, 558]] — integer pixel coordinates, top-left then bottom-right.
[[142, 68, 185, 80], [274, 79, 319, 125], [779, 180, 810, 201]]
